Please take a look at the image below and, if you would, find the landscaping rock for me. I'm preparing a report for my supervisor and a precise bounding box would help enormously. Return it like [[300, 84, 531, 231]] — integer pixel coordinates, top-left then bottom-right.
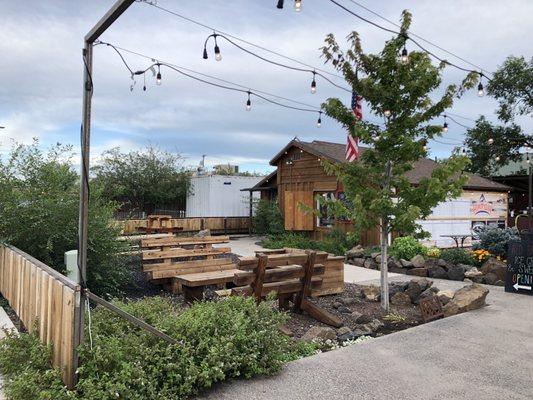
[[301, 326, 337, 341], [425, 258, 440, 269], [338, 306, 352, 314], [415, 287, 439, 305], [416, 278, 433, 292], [338, 331, 360, 341], [437, 290, 454, 305], [338, 297, 358, 306], [411, 254, 426, 268], [362, 285, 380, 301], [483, 272, 499, 286], [350, 257, 366, 267], [464, 267, 483, 279], [371, 252, 381, 260], [279, 325, 294, 337], [405, 281, 423, 302], [364, 258, 377, 270], [495, 280, 505, 286], [364, 319, 384, 333], [337, 326, 352, 336], [346, 245, 365, 259], [459, 263, 474, 272], [407, 267, 428, 277], [447, 265, 466, 281], [391, 292, 412, 306], [400, 259, 414, 268], [388, 257, 402, 269], [438, 259, 448, 268], [353, 312, 373, 324], [481, 258, 507, 282], [428, 265, 448, 279], [332, 301, 343, 309], [443, 284, 489, 317]]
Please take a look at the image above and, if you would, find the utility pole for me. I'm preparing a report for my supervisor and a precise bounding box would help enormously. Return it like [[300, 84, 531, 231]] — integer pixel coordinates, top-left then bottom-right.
[[75, 0, 136, 383]]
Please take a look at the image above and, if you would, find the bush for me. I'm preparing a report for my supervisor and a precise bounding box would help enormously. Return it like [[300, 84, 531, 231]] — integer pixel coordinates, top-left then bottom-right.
[[262, 229, 355, 256], [0, 296, 305, 400], [0, 141, 130, 297], [252, 200, 284, 235], [440, 248, 474, 265], [390, 236, 427, 260], [426, 247, 441, 258], [473, 226, 520, 259]]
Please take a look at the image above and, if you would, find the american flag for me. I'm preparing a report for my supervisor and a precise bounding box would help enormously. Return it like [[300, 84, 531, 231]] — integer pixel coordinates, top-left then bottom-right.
[[346, 91, 363, 162]]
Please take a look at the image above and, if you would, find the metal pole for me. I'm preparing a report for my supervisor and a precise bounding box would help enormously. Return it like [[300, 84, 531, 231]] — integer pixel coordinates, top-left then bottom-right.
[[529, 163, 532, 232]]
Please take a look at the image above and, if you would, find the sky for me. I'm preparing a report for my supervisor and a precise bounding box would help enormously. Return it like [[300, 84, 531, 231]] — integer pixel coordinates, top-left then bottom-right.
[[0, 0, 531, 174]]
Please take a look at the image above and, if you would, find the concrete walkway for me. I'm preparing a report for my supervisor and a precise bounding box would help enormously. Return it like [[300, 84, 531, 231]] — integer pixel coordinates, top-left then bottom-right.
[[198, 277, 533, 400]]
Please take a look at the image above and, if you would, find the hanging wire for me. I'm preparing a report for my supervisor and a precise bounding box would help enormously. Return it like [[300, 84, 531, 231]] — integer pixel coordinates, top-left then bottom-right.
[[136, 0, 346, 82]]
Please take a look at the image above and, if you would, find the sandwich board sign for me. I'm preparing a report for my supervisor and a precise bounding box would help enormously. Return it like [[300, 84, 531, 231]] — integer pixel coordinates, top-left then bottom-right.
[[505, 239, 533, 295]]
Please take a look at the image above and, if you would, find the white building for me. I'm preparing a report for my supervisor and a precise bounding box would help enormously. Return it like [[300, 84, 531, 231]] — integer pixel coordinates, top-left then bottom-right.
[[186, 175, 262, 217]]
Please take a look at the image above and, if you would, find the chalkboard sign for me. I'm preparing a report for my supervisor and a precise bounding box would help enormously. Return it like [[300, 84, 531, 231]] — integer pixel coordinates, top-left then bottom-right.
[[505, 239, 533, 295]]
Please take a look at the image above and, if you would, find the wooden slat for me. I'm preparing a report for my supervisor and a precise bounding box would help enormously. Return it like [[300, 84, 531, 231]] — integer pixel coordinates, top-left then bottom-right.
[[40, 272, 51, 343], [175, 269, 241, 287], [51, 279, 64, 367], [142, 247, 231, 261], [150, 263, 235, 280], [142, 257, 233, 272], [60, 286, 76, 387], [141, 235, 230, 248], [231, 276, 323, 297], [233, 264, 325, 286]]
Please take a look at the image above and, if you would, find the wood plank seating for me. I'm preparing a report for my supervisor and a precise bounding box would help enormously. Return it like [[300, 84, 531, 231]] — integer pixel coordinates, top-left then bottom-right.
[[175, 269, 242, 303], [137, 215, 184, 234], [231, 252, 343, 327]]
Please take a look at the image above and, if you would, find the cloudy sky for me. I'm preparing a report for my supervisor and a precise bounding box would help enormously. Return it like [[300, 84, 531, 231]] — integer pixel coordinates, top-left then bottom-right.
[[0, 0, 531, 174]]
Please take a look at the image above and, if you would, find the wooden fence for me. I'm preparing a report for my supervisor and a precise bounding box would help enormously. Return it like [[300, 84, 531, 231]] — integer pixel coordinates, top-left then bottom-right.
[[118, 216, 250, 236], [0, 244, 80, 388]]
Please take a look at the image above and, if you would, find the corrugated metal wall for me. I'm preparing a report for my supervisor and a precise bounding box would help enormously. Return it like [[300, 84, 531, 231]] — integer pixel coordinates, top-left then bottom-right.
[[186, 175, 261, 217]]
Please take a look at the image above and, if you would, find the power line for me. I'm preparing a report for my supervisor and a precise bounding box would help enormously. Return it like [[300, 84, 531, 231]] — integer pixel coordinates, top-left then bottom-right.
[[137, 0, 346, 83], [344, 0, 491, 75]]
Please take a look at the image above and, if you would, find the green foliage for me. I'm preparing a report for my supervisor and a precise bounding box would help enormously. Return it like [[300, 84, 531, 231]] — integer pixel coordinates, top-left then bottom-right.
[[464, 116, 527, 176], [262, 229, 355, 256], [440, 248, 474, 265], [472, 226, 520, 259], [0, 141, 130, 297], [390, 236, 427, 260], [252, 199, 284, 235], [426, 246, 441, 258], [487, 56, 533, 123], [318, 11, 470, 240], [1, 296, 301, 400], [92, 145, 191, 214]]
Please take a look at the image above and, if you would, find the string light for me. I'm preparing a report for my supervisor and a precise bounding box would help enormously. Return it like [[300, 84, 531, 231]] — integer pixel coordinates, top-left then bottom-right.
[[400, 45, 409, 64], [214, 36, 222, 61], [277, 0, 284, 9], [384, 109, 391, 117], [246, 91, 252, 111], [156, 64, 162, 85], [442, 115, 448, 133], [317, 111, 322, 128], [495, 156, 501, 162], [311, 72, 317, 94], [294, 0, 302, 12], [488, 138, 494, 145]]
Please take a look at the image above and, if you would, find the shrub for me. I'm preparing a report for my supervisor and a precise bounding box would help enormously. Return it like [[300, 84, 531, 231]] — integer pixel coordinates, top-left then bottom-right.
[[440, 248, 474, 265], [252, 199, 284, 235], [0, 141, 130, 297], [262, 229, 355, 256], [473, 226, 520, 259], [471, 249, 492, 267], [390, 236, 427, 260], [1, 296, 301, 400], [426, 247, 441, 258]]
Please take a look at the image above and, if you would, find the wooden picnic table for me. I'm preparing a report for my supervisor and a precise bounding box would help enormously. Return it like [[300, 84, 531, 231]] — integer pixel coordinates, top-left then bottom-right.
[[440, 234, 472, 248], [175, 269, 241, 303]]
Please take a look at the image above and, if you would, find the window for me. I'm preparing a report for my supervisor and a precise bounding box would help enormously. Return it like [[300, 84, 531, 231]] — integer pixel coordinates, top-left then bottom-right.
[[316, 192, 335, 228]]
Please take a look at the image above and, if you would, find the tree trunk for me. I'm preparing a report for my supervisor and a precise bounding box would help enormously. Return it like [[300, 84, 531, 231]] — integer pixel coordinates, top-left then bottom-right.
[[380, 218, 389, 312]]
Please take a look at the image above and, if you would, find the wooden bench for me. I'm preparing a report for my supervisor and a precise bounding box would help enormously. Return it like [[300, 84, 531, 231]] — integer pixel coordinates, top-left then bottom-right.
[[137, 215, 184, 234], [231, 252, 343, 327], [176, 269, 242, 303]]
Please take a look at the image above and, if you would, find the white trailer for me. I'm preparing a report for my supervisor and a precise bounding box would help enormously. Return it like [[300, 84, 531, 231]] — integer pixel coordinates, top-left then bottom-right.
[[186, 175, 262, 217]]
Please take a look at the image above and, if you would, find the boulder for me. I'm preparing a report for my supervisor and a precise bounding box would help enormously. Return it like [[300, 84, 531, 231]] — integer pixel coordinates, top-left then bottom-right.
[[338, 297, 358, 306], [447, 265, 466, 281], [337, 326, 352, 336], [415, 287, 439, 305], [352, 312, 373, 324], [481, 258, 507, 282], [350, 258, 366, 267], [443, 284, 489, 317], [495, 280, 505, 286], [338, 306, 352, 314], [437, 290, 454, 305], [438, 259, 448, 268], [405, 281, 423, 302], [301, 326, 337, 341], [332, 301, 343, 309], [363, 319, 384, 333], [371, 252, 381, 260], [483, 272, 499, 285], [411, 254, 426, 269], [364, 258, 378, 270], [428, 265, 448, 279], [362, 285, 381, 301], [464, 267, 483, 279], [407, 268, 428, 277], [391, 292, 412, 306], [460, 263, 475, 272], [400, 259, 414, 268], [416, 278, 434, 292], [388, 257, 402, 269], [346, 245, 365, 259], [425, 258, 441, 269]]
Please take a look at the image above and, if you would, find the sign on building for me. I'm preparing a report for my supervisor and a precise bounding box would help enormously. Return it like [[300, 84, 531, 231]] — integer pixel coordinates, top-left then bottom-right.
[[505, 239, 533, 295]]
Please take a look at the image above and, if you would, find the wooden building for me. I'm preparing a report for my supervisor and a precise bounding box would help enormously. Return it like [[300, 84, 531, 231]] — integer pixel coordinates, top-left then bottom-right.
[[249, 139, 511, 247]]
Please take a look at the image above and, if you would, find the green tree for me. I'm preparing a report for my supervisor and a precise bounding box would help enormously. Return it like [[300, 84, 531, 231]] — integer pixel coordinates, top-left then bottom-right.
[[487, 56, 532, 123], [92, 146, 191, 214], [0, 141, 129, 296], [464, 116, 529, 176], [320, 11, 471, 310]]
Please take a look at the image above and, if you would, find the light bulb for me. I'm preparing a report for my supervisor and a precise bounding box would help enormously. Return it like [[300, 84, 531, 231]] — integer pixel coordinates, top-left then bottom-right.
[[384, 109, 391, 117], [477, 82, 484, 97], [311, 79, 316, 94], [203, 48, 208, 60], [488, 138, 494, 144], [214, 45, 222, 61], [156, 72, 162, 86], [277, 0, 284, 8], [423, 145, 427, 151], [317, 117, 322, 128], [495, 156, 501, 162], [442, 122, 448, 133], [246, 99, 251, 111], [400, 47, 409, 64], [294, 0, 302, 12]]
